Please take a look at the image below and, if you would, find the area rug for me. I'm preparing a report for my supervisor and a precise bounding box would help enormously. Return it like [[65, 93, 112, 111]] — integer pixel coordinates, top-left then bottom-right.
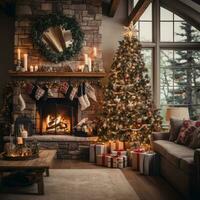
[[0, 169, 140, 200]]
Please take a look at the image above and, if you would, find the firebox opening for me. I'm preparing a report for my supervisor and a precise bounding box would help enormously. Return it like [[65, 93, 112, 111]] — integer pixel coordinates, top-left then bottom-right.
[[36, 98, 78, 135]]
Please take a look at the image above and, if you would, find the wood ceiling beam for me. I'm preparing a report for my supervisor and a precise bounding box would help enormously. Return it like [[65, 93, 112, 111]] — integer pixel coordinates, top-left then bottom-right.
[[125, 0, 152, 27], [108, 0, 120, 17]]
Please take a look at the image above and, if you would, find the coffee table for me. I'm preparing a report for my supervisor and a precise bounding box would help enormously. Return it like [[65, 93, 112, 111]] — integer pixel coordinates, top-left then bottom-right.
[[0, 150, 56, 195]]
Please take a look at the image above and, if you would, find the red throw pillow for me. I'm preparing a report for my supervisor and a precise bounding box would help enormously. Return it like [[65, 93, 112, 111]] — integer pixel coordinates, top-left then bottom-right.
[[176, 120, 195, 145]]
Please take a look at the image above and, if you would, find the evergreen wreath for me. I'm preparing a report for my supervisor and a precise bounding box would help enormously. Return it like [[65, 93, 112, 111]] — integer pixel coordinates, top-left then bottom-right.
[[31, 14, 84, 63]]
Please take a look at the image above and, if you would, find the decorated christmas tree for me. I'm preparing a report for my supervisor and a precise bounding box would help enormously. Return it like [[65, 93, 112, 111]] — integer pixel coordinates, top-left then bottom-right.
[[98, 26, 162, 146]]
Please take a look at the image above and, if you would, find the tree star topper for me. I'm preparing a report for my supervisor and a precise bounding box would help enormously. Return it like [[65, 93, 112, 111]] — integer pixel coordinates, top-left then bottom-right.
[[123, 24, 137, 39]]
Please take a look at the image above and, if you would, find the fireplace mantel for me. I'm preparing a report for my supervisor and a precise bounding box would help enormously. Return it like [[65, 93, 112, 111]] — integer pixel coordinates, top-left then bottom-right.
[[8, 70, 107, 78]]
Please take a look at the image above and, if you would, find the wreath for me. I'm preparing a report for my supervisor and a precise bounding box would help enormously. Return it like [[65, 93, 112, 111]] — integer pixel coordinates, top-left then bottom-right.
[[31, 14, 84, 63]]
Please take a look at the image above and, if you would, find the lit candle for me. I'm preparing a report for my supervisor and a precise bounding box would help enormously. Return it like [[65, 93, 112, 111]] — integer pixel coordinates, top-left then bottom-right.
[[79, 64, 84, 72], [30, 65, 34, 72], [88, 57, 92, 72], [23, 54, 28, 71], [34, 65, 38, 71], [84, 54, 88, 65], [17, 49, 21, 60], [17, 137, 23, 145], [93, 47, 97, 57]]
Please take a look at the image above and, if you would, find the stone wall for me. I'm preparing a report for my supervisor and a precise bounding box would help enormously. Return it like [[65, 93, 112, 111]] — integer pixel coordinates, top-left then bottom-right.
[[14, 0, 103, 70]]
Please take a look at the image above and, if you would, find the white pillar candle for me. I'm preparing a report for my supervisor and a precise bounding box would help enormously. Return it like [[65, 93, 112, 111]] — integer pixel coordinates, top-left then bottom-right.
[[17, 49, 21, 60], [23, 54, 28, 71], [84, 54, 88, 65], [17, 137, 23, 145], [30, 65, 34, 72], [88, 57, 92, 72], [34, 65, 38, 71], [93, 47, 97, 57]]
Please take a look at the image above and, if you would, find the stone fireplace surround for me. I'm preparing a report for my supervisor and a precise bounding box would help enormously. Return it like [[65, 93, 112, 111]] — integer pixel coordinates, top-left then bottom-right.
[[3, 0, 104, 155]]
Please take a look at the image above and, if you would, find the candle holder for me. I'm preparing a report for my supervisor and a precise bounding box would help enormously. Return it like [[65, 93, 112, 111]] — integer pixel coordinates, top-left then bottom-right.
[[83, 64, 89, 72], [16, 59, 22, 71]]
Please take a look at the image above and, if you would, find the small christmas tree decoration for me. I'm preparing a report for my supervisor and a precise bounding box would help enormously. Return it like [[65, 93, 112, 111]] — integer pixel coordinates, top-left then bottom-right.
[[98, 25, 162, 146]]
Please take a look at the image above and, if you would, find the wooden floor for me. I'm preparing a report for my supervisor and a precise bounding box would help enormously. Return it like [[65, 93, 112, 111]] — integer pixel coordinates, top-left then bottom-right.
[[51, 159, 184, 200]]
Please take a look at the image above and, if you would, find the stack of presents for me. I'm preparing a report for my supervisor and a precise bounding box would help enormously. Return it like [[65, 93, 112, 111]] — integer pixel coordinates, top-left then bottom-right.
[[89, 141, 159, 176]]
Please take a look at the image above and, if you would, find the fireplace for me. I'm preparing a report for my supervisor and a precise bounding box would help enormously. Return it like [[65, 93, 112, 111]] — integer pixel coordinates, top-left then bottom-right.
[[36, 98, 78, 135]]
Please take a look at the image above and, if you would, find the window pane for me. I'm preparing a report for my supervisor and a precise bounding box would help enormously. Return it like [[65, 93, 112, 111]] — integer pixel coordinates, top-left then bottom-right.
[[174, 22, 187, 42], [174, 14, 184, 21], [141, 49, 152, 79], [160, 22, 173, 42], [140, 3, 152, 21], [140, 22, 152, 42], [160, 7, 173, 21], [160, 50, 200, 119], [160, 6, 200, 43]]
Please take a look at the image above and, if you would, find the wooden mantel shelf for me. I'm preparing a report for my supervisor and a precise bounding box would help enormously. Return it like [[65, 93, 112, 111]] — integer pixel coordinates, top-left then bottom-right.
[[8, 70, 107, 78]]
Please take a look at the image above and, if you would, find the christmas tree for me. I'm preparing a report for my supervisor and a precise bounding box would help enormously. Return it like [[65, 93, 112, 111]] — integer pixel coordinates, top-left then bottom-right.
[[98, 26, 162, 146]]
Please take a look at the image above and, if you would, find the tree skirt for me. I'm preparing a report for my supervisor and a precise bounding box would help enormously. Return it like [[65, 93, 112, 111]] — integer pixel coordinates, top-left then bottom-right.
[[0, 169, 140, 200]]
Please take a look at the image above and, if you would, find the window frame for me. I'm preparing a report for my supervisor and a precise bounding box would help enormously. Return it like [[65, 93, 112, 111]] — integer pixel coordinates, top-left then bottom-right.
[[139, 0, 200, 108]]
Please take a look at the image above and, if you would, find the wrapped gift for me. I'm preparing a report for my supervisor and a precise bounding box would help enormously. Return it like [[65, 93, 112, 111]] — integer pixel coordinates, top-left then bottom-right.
[[96, 143, 106, 155], [117, 155, 128, 168], [108, 141, 117, 152], [89, 144, 96, 163], [105, 155, 112, 168], [139, 152, 160, 176], [116, 140, 124, 150], [132, 148, 145, 171], [96, 154, 106, 166], [111, 150, 127, 156], [126, 149, 133, 167], [90, 143, 108, 163], [106, 155, 118, 168]]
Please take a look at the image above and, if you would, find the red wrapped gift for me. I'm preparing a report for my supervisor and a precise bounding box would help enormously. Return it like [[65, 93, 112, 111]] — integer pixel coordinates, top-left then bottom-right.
[[117, 155, 128, 168], [106, 155, 118, 168], [111, 150, 127, 156], [96, 154, 107, 166], [132, 148, 145, 171]]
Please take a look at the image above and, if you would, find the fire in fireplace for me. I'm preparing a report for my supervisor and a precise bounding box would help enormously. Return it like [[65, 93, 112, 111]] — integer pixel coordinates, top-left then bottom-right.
[[36, 98, 78, 134]]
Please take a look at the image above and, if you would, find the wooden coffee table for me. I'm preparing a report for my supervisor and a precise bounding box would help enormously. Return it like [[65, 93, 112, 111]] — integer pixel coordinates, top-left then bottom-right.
[[0, 150, 56, 195]]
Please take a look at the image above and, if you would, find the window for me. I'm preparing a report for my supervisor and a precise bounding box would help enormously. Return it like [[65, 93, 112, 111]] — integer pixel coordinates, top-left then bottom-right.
[[128, 0, 200, 119], [129, 0, 153, 42]]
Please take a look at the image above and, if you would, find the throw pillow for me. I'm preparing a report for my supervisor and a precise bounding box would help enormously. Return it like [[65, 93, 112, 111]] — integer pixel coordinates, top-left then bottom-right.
[[169, 118, 183, 141], [176, 120, 195, 145], [188, 127, 200, 149]]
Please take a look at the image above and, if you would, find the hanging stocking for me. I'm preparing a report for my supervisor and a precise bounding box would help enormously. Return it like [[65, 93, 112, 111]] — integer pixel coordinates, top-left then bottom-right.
[[65, 85, 73, 99], [83, 82, 90, 107], [78, 83, 88, 111], [60, 82, 69, 96], [26, 83, 37, 100], [69, 86, 78, 101], [18, 93, 26, 111], [35, 86, 45, 101], [85, 82, 97, 102]]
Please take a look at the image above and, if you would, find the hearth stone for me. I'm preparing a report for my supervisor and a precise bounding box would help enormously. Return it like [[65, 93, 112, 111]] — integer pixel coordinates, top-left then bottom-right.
[[3, 135, 97, 160]]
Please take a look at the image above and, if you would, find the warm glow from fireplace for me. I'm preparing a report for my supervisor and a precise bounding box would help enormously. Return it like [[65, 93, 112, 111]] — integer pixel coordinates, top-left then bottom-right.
[[45, 114, 71, 133]]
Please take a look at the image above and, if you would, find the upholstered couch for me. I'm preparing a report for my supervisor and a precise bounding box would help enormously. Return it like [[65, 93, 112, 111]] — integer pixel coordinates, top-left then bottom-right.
[[151, 131, 200, 200]]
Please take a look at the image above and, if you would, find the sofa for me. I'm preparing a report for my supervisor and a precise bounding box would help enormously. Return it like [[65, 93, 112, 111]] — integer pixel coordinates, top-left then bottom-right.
[[151, 131, 200, 200]]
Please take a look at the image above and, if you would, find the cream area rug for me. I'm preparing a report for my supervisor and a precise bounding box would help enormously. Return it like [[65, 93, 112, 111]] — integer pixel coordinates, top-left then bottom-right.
[[0, 169, 140, 200]]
